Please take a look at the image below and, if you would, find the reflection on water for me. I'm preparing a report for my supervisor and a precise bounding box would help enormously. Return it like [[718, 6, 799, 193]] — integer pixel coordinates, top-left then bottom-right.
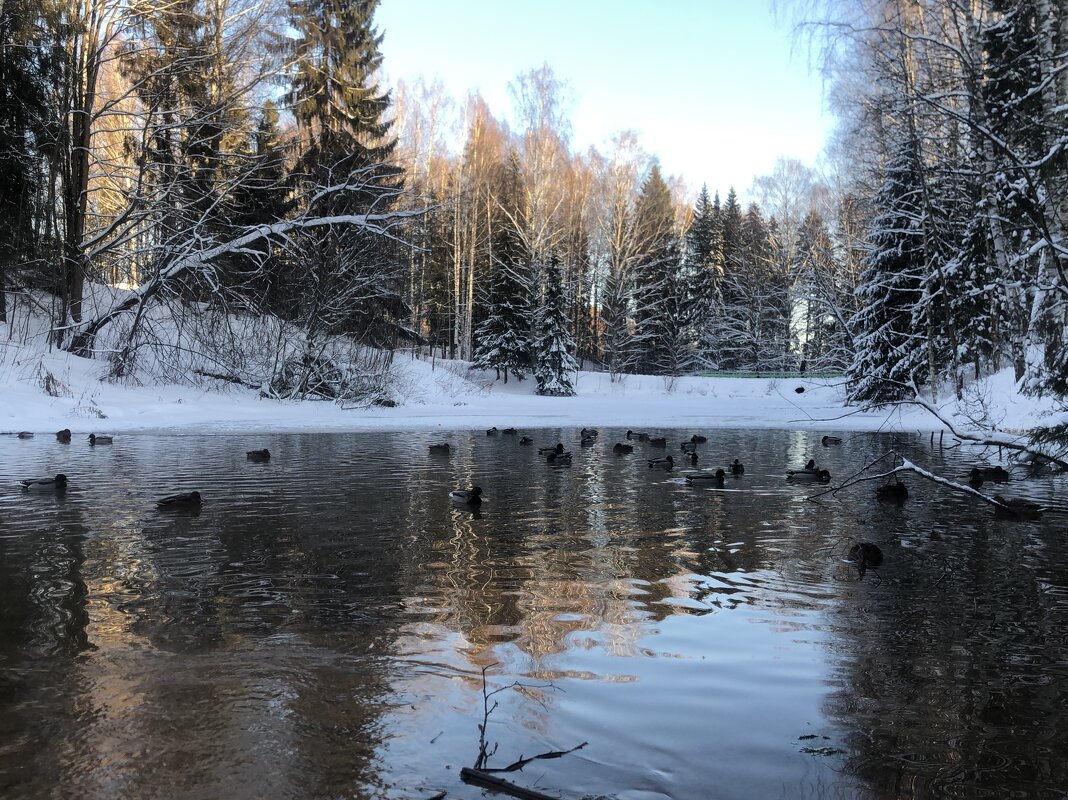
[[0, 428, 1065, 799]]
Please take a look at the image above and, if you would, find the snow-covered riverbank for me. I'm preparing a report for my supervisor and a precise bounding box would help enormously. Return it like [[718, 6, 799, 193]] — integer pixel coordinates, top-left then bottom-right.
[[1, 331, 1058, 436]]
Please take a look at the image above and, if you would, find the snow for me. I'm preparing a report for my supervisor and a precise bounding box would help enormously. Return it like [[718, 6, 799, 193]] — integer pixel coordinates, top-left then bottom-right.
[[2, 328, 1062, 437]]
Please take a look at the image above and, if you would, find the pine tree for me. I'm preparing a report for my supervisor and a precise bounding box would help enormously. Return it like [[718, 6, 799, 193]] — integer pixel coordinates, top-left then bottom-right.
[[534, 255, 578, 396], [848, 140, 928, 404]]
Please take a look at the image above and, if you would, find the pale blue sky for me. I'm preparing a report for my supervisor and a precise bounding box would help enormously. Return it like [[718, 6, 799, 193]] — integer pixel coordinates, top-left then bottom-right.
[[375, 0, 832, 198]]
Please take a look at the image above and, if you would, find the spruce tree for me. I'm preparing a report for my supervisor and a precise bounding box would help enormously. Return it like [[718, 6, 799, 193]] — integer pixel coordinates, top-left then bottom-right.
[[473, 221, 532, 383], [685, 186, 723, 361], [631, 165, 678, 374], [286, 0, 398, 196], [848, 140, 928, 404], [0, 0, 45, 320], [534, 255, 578, 396]]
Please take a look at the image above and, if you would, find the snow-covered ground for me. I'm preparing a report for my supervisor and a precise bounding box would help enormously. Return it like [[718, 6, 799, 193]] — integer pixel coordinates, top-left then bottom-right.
[[1, 325, 1061, 436]]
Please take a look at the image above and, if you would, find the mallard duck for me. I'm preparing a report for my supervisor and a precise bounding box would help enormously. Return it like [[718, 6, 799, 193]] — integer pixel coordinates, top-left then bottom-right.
[[486, 427, 499, 436], [429, 443, 450, 454], [156, 491, 202, 509], [626, 430, 649, 441], [875, 480, 908, 503], [686, 468, 724, 487], [848, 542, 883, 567], [730, 459, 745, 475], [17, 431, 33, 439], [519, 436, 534, 445], [547, 443, 572, 464], [246, 448, 271, 462], [787, 467, 831, 483], [613, 442, 633, 454], [648, 455, 674, 470], [538, 444, 559, 455], [581, 428, 598, 438], [88, 434, 113, 445], [449, 486, 483, 505], [56, 428, 72, 442], [690, 434, 708, 444], [993, 495, 1042, 520], [502, 427, 518, 435], [581, 435, 597, 446], [20, 474, 68, 492], [647, 436, 667, 447], [976, 466, 1010, 483], [683, 450, 698, 464], [822, 435, 842, 446]]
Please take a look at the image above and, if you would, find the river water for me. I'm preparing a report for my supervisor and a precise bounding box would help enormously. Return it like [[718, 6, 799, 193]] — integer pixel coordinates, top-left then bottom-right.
[[0, 428, 1065, 799]]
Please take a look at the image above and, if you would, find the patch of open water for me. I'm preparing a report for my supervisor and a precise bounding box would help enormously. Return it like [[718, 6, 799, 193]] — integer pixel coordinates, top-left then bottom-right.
[[0, 427, 1065, 799]]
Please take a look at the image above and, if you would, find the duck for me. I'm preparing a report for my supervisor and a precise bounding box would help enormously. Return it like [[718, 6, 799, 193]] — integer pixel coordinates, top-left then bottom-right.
[[56, 429, 72, 442], [449, 486, 483, 506], [581, 435, 597, 447], [613, 442, 633, 454], [429, 442, 450, 454], [848, 542, 883, 567], [968, 470, 984, 489], [680, 441, 697, 453], [730, 459, 745, 476], [502, 427, 518, 435], [88, 434, 113, 445], [975, 466, 1010, 483], [246, 448, 271, 462], [821, 435, 842, 446], [519, 436, 534, 446], [580, 427, 598, 438], [690, 434, 708, 444], [686, 468, 725, 487], [992, 495, 1042, 520], [683, 450, 698, 464], [156, 491, 202, 509], [20, 474, 68, 492], [626, 430, 649, 441], [787, 467, 831, 483], [647, 436, 667, 448], [538, 444, 560, 455], [486, 427, 499, 436], [17, 431, 33, 439], [546, 443, 572, 464], [648, 455, 674, 470], [875, 479, 908, 503]]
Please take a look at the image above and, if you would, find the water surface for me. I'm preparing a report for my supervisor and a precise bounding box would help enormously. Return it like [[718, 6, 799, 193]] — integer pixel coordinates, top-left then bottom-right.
[[1, 428, 1065, 799]]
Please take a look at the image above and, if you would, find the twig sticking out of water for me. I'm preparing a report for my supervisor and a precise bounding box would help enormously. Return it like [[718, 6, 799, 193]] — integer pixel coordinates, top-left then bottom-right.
[[467, 665, 587, 799]]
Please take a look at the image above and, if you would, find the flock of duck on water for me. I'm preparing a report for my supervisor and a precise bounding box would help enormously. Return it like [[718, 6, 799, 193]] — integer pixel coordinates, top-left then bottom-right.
[[16, 428, 271, 509], [16, 426, 1041, 522], [442, 427, 1044, 523], [443, 427, 842, 506]]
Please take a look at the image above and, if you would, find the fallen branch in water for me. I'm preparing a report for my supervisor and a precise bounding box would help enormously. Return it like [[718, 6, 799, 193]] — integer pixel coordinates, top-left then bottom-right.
[[810, 451, 1035, 514], [487, 741, 588, 773], [460, 767, 559, 800], [467, 665, 587, 798]]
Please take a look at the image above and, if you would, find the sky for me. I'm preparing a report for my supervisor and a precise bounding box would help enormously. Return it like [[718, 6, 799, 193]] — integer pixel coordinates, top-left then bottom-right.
[[374, 0, 834, 199]]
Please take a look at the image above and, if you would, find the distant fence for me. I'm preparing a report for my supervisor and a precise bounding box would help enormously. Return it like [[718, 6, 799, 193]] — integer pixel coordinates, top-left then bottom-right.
[[689, 370, 846, 379]]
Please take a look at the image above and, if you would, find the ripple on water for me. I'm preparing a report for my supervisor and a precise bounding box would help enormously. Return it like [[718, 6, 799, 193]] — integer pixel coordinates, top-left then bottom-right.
[[0, 428, 1066, 799]]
